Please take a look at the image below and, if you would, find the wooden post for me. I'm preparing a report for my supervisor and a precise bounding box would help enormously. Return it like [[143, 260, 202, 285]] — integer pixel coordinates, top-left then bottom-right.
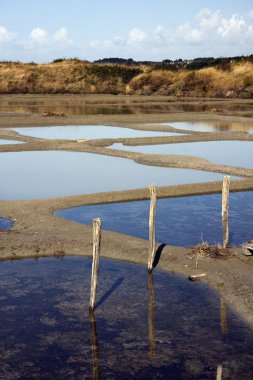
[[222, 176, 230, 248], [148, 271, 155, 360], [216, 364, 222, 380], [148, 184, 157, 271], [90, 218, 101, 311]]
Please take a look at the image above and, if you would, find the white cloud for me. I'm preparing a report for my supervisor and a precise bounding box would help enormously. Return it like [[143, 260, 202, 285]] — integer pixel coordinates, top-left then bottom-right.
[[154, 25, 171, 44], [1, 8, 253, 62], [89, 8, 253, 60], [217, 14, 247, 39], [196, 9, 222, 29], [30, 27, 48, 43], [53, 27, 69, 42], [0, 26, 15, 43], [175, 22, 203, 43], [248, 10, 253, 19], [19, 26, 74, 52], [127, 28, 148, 46], [89, 27, 148, 51]]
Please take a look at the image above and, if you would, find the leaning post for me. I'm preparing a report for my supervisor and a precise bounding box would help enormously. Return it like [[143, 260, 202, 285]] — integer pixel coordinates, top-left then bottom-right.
[[148, 184, 157, 271], [90, 218, 101, 311], [222, 176, 230, 248]]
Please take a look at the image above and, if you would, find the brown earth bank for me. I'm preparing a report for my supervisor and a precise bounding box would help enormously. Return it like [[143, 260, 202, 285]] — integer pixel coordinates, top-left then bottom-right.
[[1, 95, 253, 328]]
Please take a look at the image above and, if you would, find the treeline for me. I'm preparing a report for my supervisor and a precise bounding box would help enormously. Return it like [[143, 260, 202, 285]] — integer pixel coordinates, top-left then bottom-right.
[[94, 55, 253, 71]]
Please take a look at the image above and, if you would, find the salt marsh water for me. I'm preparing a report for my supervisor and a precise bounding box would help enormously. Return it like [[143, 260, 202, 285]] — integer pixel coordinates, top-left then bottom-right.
[[56, 191, 253, 246], [168, 121, 253, 133], [2, 98, 253, 116], [0, 139, 24, 144], [12, 125, 182, 140], [112, 141, 253, 168], [0, 218, 13, 230], [1, 256, 253, 379], [0, 151, 226, 200]]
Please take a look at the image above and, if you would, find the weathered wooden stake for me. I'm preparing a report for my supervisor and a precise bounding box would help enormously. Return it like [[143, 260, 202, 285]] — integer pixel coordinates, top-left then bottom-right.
[[222, 176, 230, 248], [216, 364, 222, 380], [90, 218, 101, 311], [148, 184, 157, 271]]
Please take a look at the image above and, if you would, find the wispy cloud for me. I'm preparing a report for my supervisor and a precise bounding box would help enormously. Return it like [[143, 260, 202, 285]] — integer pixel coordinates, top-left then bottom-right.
[[0, 26, 15, 43], [0, 26, 74, 61], [89, 9, 253, 59], [0, 8, 253, 62]]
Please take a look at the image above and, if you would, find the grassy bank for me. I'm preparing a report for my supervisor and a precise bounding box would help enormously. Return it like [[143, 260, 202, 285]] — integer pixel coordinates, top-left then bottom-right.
[[0, 59, 253, 98]]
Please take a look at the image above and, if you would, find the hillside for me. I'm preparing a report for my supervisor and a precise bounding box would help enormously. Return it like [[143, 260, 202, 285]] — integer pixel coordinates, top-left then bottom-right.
[[0, 59, 253, 98]]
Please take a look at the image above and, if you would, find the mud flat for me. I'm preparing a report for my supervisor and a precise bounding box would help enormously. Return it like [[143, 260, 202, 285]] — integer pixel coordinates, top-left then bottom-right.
[[0, 95, 253, 327]]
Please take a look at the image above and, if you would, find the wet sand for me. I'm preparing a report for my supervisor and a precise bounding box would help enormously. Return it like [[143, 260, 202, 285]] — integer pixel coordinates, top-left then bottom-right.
[[1, 95, 253, 326]]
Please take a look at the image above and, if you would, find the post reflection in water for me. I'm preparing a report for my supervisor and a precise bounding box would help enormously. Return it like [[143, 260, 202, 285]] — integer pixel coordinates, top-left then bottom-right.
[[148, 271, 156, 361], [220, 298, 228, 335], [89, 310, 100, 380]]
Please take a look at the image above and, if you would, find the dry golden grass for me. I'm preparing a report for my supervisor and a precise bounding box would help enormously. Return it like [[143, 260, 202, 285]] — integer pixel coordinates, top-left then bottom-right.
[[0, 60, 252, 97]]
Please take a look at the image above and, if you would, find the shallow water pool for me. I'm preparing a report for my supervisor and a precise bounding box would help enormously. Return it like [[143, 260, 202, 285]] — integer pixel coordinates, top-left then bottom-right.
[[168, 121, 253, 134], [56, 191, 253, 246], [1, 256, 253, 379], [0, 139, 24, 145], [0, 218, 13, 230], [11, 125, 183, 140], [0, 151, 227, 200], [111, 140, 253, 169]]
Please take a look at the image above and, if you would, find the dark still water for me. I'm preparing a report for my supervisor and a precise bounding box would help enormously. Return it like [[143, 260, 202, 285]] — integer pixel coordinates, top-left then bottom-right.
[[1, 256, 253, 379], [56, 191, 253, 247], [0, 217, 13, 230]]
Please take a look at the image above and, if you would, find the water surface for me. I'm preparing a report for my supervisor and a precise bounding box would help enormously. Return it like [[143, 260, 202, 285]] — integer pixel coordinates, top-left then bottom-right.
[[1, 256, 253, 379], [0, 218, 13, 230], [0, 151, 226, 200], [112, 141, 253, 168], [168, 121, 253, 133], [0, 101, 236, 115], [56, 191, 253, 246], [0, 139, 24, 145], [12, 125, 182, 140]]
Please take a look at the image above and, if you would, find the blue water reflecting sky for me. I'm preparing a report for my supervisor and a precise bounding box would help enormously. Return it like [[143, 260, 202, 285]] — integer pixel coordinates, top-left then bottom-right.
[[0, 139, 24, 145], [0, 151, 226, 200], [112, 140, 253, 168], [56, 191, 253, 246], [1, 256, 253, 379], [12, 125, 181, 140]]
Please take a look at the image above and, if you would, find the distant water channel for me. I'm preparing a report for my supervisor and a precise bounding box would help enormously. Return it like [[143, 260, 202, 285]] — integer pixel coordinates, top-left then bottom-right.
[[11, 125, 183, 140], [56, 191, 253, 246], [168, 121, 253, 133], [1, 256, 253, 379], [0, 151, 226, 200], [0, 139, 24, 145], [112, 140, 253, 169]]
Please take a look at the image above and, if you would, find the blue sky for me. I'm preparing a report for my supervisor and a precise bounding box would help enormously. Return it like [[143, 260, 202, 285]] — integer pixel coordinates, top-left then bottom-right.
[[1, 0, 253, 62]]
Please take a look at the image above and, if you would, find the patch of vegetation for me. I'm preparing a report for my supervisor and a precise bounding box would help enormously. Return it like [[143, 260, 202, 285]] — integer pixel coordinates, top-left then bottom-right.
[[0, 55, 253, 97], [86, 64, 141, 83], [189, 242, 230, 259]]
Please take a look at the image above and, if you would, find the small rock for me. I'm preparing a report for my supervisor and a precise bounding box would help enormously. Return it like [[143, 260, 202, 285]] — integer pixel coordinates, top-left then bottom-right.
[[242, 244, 253, 256], [189, 273, 207, 281]]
